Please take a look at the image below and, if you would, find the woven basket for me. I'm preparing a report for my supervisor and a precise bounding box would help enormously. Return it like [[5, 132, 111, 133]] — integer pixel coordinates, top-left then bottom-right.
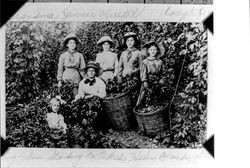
[[102, 90, 136, 130], [133, 102, 169, 137]]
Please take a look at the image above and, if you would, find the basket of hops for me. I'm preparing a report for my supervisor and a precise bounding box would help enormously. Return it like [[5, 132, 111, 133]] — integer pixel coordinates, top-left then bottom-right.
[[102, 75, 140, 130], [133, 102, 169, 137], [133, 81, 170, 137]]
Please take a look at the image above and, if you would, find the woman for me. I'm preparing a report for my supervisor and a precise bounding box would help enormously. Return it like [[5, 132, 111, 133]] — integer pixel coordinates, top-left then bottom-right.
[[136, 41, 166, 106], [74, 61, 107, 101], [57, 34, 86, 96], [95, 36, 118, 82], [117, 32, 142, 83]]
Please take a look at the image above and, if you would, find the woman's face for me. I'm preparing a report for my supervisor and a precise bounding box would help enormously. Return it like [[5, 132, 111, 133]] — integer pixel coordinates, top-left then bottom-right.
[[67, 39, 76, 51], [102, 42, 110, 52], [126, 37, 135, 49], [148, 45, 158, 57], [51, 101, 60, 113], [87, 67, 96, 79]]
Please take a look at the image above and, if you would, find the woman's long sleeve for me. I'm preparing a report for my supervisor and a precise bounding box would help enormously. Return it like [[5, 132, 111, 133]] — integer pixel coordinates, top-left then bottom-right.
[[133, 52, 143, 74], [77, 81, 86, 98], [57, 54, 64, 81], [117, 55, 124, 79], [140, 61, 147, 82], [95, 54, 101, 66], [113, 55, 119, 77], [78, 54, 86, 78], [159, 62, 166, 84]]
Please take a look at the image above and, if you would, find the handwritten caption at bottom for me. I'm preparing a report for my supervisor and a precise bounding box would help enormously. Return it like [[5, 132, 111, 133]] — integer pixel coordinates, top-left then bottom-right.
[[2, 148, 208, 168]]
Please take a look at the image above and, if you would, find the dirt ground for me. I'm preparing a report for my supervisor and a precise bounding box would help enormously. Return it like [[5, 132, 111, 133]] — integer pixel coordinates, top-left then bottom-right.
[[104, 130, 169, 148]]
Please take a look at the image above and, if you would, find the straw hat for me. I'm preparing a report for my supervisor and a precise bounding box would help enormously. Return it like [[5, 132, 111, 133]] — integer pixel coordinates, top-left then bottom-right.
[[142, 41, 165, 57], [83, 61, 103, 76], [62, 34, 81, 47], [97, 36, 115, 47], [123, 32, 137, 38]]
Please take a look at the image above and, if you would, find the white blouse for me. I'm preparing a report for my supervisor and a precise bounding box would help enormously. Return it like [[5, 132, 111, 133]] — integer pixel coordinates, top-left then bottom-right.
[[77, 77, 107, 99]]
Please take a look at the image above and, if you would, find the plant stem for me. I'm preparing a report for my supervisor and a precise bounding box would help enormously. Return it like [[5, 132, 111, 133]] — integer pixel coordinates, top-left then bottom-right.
[[168, 29, 188, 132]]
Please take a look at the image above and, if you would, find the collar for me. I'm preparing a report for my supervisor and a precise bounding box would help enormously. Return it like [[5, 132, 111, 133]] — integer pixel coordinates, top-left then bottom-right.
[[48, 112, 58, 116], [102, 50, 110, 53], [126, 47, 137, 52], [84, 77, 96, 86], [68, 50, 76, 54], [147, 56, 157, 61]]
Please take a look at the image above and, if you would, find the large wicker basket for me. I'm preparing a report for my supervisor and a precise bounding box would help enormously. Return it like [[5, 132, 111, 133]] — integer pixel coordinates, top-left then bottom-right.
[[102, 90, 136, 130], [133, 102, 169, 137]]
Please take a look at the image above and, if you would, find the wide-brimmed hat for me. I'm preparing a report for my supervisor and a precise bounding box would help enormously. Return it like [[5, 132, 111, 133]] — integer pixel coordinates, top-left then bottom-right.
[[97, 36, 115, 48], [83, 61, 103, 76], [62, 34, 81, 47], [142, 41, 165, 57], [123, 32, 137, 39]]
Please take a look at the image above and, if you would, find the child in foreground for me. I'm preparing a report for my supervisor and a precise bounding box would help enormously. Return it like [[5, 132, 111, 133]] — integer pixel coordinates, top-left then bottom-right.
[[46, 97, 67, 134]]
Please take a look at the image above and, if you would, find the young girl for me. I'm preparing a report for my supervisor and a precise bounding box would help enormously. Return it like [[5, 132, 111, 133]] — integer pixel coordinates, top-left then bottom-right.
[[136, 41, 166, 106], [117, 32, 142, 83], [57, 34, 86, 96], [46, 97, 67, 134], [95, 36, 119, 82]]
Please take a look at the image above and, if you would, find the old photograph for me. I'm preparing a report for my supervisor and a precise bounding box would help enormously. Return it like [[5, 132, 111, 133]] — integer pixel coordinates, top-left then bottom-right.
[[0, 2, 215, 168], [5, 20, 207, 149]]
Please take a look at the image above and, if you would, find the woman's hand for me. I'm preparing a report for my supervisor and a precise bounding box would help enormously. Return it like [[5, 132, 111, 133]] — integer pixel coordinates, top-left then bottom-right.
[[143, 82, 152, 92], [58, 81, 62, 88], [117, 77, 122, 84], [72, 94, 81, 103]]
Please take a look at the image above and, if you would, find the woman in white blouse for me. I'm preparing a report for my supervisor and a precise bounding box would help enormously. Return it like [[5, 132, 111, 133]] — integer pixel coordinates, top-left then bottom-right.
[[73, 61, 107, 101], [95, 36, 118, 82]]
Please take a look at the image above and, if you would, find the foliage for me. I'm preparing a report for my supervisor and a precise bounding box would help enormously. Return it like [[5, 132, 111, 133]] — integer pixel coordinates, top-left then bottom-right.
[[6, 99, 62, 148], [5, 22, 72, 105], [6, 84, 121, 148], [105, 73, 140, 105], [161, 23, 207, 147]]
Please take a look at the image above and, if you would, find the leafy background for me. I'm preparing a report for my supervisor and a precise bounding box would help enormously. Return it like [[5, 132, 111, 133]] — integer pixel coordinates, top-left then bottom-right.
[[5, 21, 207, 148]]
